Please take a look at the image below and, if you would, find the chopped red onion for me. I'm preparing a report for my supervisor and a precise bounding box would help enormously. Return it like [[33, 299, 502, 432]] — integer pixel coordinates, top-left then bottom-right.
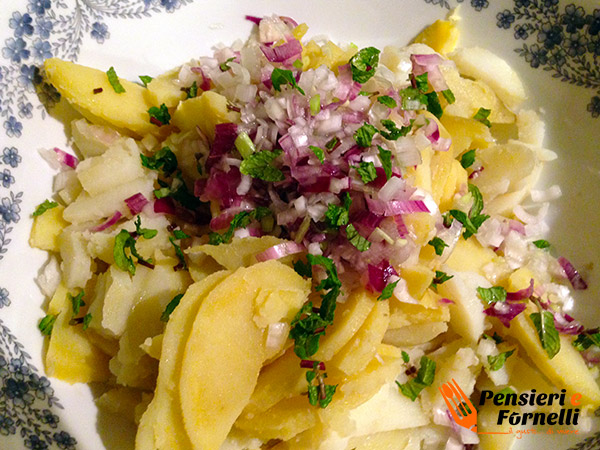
[[506, 279, 534, 301], [245, 15, 262, 25], [124, 193, 149, 215], [484, 301, 527, 327], [410, 54, 449, 92], [190, 66, 211, 91], [439, 297, 455, 305], [553, 312, 584, 335], [54, 147, 79, 169], [300, 360, 326, 370], [154, 198, 176, 215], [255, 241, 305, 262], [367, 259, 398, 292], [366, 197, 430, 216], [261, 39, 302, 63], [207, 123, 238, 170], [558, 256, 588, 290], [91, 211, 122, 232]]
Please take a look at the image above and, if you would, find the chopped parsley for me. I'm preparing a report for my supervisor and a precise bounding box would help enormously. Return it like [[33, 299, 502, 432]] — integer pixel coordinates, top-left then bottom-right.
[[474, 107, 492, 128], [309, 145, 325, 164], [140, 146, 178, 176], [449, 184, 489, 239], [377, 95, 397, 108], [377, 146, 393, 180], [161, 293, 184, 322], [82, 313, 92, 330], [345, 224, 371, 252], [477, 286, 507, 305], [271, 68, 305, 95], [488, 349, 515, 371], [353, 161, 378, 184], [139, 75, 153, 87], [33, 199, 58, 216], [148, 104, 171, 126], [573, 332, 600, 351], [38, 314, 57, 336], [187, 81, 198, 99], [397, 356, 436, 401], [106, 66, 126, 93], [349, 47, 380, 83], [428, 237, 448, 256], [460, 149, 476, 169], [354, 123, 378, 148], [414, 73, 429, 93], [324, 193, 351, 229], [530, 309, 561, 359], [69, 290, 85, 316], [379, 119, 412, 140], [219, 57, 236, 71], [533, 239, 551, 250], [378, 280, 399, 301], [240, 149, 285, 182], [170, 229, 190, 270]]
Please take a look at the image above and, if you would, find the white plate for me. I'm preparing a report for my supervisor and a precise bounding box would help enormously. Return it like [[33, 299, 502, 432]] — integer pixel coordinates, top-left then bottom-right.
[[0, 0, 599, 449]]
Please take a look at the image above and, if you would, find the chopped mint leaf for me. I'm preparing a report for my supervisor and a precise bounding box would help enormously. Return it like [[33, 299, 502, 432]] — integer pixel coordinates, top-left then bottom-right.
[[379, 119, 412, 140], [573, 332, 600, 351], [33, 199, 58, 217], [460, 149, 476, 169], [488, 349, 515, 371], [293, 59, 303, 69], [325, 193, 351, 229], [414, 73, 429, 93], [113, 229, 153, 276], [469, 184, 485, 218], [349, 47, 380, 83], [530, 310, 561, 359], [134, 216, 157, 240], [483, 332, 504, 344], [187, 81, 198, 99], [220, 57, 236, 71], [325, 137, 340, 151], [431, 270, 453, 289], [38, 314, 57, 336], [69, 290, 85, 316], [345, 223, 371, 252], [428, 237, 448, 256], [140, 146, 178, 175], [306, 366, 337, 408], [310, 94, 321, 115], [378, 280, 399, 301], [354, 123, 378, 148], [271, 68, 305, 95], [477, 286, 507, 305], [441, 89, 456, 104], [309, 145, 325, 164], [401, 351, 410, 363], [169, 235, 188, 270], [139, 75, 153, 87], [397, 356, 436, 401], [106, 66, 126, 93], [474, 107, 492, 128], [377, 95, 397, 108], [161, 293, 184, 322], [353, 161, 378, 184], [82, 313, 92, 330], [533, 239, 551, 250], [208, 209, 271, 246], [148, 104, 171, 126], [399, 87, 428, 110], [425, 91, 443, 119], [449, 208, 489, 239], [240, 149, 284, 182], [377, 146, 393, 180]]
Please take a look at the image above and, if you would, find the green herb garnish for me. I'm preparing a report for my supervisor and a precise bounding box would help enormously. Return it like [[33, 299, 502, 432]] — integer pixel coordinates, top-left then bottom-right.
[[377, 95, 397, 108], [69, 290, 85, 316], [460, 149, 476, 169], [271, 68, 305, 95], [530, 310, 561, 359], [140, 146, 178, 176], [533, 239, 551, 250], [477, 286, 507, 305], [148, 104, 171, 126], [349, 47, 380, 83], [33, 199, 58, 217], [38, 314, 57, 336], [354, 123, 378, 148], [161, 293, 184, 322], [219, 57, 236, 71], [488, 349, 515, 371], [345, 224, 371, 252], [106, 66, 126, 93], [309, 145, 325, 164], [139, 75, 153, 87], [397, 356, 436, 401], [353, 161, 378, 184], [474, 107, 492, 127], [377, 146, 393, 180], [324, 193, 351, 229], [240, 149, 284, 182], [428, 237, 448, 256], [378, 280, 399, 301]]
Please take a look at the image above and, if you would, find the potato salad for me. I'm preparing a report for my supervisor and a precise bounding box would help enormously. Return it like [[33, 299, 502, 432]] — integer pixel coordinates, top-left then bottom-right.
[[30, 14, 600, 450]]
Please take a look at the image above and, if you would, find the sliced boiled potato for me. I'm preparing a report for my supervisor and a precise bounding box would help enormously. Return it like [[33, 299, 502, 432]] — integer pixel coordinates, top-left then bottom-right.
[[145, 68, 186, 108], [44, 58, 157, 137], [516, 109, 545, 147], [29, 204, 68, 252], [71, 118, 124, 158], [58, 225, 93, 289], [449, 47, 526, 111], [188, 236, 286, 271], [401, 265, 435, 300], [439, 115, 493, 158], [171, 90, 240, 140], [330, 300, 390, 375], [445, 237, 496, 276], [45, 283, 111, 383], [388, 299, 450, 329], [436, 268, 489, 344], [136, 271, 230, 450], [383, 321, 448, 347], [430, 151, 468, 212], [507, 310, 600, 408], [412, 19, 459, 55], [180, 261, 310, 450]]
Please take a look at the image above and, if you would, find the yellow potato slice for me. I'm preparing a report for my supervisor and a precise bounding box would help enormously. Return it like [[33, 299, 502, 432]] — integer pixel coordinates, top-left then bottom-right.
[[45, 284, 110, 383], [179, 261, 310, 450], [29, 204, 68, 252], [136, 271, 230, 450], [412, 19, 459, 55], [44, 58, 156, 137]]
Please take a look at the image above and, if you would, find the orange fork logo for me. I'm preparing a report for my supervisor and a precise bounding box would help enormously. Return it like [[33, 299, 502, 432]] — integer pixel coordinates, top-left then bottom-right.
[[439, 378, 478, 432]]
